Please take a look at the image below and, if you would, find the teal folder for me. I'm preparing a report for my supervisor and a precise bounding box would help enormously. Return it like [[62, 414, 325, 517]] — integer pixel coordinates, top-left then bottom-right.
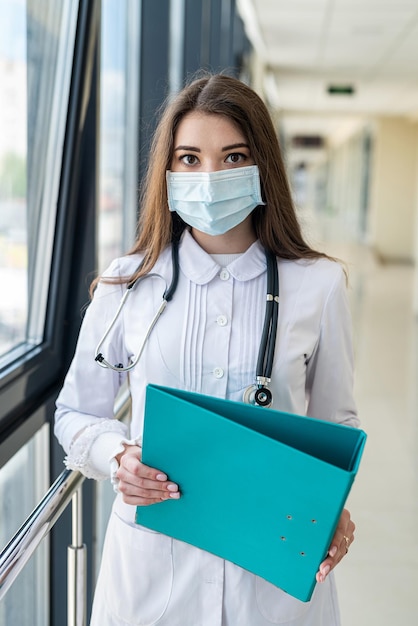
[[135, 385, 366, 602]]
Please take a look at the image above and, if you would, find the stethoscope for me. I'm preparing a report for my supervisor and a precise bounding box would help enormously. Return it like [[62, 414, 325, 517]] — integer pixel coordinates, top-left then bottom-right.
[[95, 239, 279, 408]]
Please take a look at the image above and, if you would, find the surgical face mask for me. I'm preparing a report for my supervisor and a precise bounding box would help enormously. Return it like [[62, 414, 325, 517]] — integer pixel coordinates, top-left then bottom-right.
[[166, 165, 265, 236]]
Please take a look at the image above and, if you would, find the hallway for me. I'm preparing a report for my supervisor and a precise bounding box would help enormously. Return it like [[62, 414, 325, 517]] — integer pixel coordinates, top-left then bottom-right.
[[316, 226, 418, 624]]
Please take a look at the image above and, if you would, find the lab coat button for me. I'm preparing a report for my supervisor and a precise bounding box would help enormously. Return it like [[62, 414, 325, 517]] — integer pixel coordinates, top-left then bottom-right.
[[216, 315, 228, 326], [219, 269, 230, 281], [213, 367, 224, 378]]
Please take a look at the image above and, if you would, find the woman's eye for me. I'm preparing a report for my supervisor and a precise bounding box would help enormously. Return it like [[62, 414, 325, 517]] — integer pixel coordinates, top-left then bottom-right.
[[180, 154, 199, 165], [225, 153, 247, 164]]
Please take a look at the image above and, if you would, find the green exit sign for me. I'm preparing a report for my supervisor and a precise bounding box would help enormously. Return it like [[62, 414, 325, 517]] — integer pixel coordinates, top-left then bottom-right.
[[327, 85, 355, 95]]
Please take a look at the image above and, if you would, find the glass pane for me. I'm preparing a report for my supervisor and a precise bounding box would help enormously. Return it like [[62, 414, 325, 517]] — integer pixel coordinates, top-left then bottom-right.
[[0, 0, 78, 362], [98, 0, 140, 272], [0, 424, 50, 625], [94, 0, 141, 574]]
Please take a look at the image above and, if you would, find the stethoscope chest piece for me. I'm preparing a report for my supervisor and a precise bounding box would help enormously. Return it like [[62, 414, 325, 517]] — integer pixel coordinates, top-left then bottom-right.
[[243, 384, 273, 408]]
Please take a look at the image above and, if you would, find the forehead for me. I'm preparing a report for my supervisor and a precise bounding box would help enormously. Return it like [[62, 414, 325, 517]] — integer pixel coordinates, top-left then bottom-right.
[[174, 111, 247, 143]]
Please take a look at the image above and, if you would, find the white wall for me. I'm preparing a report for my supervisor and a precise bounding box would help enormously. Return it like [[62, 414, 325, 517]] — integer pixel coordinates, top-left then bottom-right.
[[368, 117, 418, 263]]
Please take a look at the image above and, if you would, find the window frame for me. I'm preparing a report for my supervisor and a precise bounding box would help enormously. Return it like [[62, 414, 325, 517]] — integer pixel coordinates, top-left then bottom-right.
[[0, 0, 99, 461]]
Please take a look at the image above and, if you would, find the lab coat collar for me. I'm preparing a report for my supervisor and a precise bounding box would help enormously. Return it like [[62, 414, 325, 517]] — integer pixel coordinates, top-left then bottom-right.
[[179, 229, 267, 285]]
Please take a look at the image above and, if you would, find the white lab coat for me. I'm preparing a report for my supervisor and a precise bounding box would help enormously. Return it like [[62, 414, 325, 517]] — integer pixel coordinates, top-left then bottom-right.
[[55, 230, 358, 626]]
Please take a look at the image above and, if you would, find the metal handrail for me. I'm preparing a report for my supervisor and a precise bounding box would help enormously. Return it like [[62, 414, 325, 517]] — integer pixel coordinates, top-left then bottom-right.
[[0, 385, 131, 622], [0, 468, 85, 601], [68, 485, 87, 625]]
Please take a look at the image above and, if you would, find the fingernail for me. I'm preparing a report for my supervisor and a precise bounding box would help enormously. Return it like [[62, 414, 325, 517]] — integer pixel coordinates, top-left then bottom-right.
[[329, 546, 338, 558], [167, 483, 178, 492], [156, 473, 167, 481], [322, 565, 330, 577], [169, 492, 180, 499]]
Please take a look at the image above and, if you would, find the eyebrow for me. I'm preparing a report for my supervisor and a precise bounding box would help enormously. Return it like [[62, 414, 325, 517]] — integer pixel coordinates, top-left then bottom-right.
[[173, 142, 250, 152], [222, 142, 250, 151], [174, 145, 201, 152]]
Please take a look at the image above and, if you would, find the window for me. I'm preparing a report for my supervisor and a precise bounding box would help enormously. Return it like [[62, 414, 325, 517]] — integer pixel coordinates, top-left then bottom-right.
[[98, 0, 140, 272], [0, 0, 78, 364], [0, 424, 49, 625]]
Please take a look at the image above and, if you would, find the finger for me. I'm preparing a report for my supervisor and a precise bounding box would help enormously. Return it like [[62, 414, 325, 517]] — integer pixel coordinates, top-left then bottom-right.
[[316, 541, 355, 584], [116, 449, 180, 504], [117, 472, 180, 502], [316, 514, 355, 583], [118, 454, 178, 490], [119, 482, 181, 506], [118, 474, 179, 496], [329, 518, 355, 559], [118, 481, 180, 501], [117, 464, 164, 487], [120, 453, 167, 481], [316, 563, 331, 584], [121, 493, 169, 506], [116, 458, 180, 507], [327, 510, 355, 555]]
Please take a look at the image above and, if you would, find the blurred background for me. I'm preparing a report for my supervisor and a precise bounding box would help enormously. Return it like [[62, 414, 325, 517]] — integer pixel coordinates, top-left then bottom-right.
[[0, 0, 417, 624]]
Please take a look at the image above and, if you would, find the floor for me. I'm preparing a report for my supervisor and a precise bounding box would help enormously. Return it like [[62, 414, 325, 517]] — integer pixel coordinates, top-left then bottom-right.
[[310, 215, 418, 624]]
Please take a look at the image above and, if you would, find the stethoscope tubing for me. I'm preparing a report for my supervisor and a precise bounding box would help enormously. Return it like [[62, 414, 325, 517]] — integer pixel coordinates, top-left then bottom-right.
[[256, 250, 279, 382], [95, 242, 180, 372], [95, 294, 168, 372], [94, 239, 279, 407]]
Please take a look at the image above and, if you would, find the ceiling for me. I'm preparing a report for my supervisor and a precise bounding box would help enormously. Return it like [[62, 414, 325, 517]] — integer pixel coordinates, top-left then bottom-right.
[[237, 0, 418, 141]]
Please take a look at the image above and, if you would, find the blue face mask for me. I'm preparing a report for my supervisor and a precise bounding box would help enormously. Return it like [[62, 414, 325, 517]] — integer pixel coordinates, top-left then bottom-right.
[[166, 165, 265, 236]]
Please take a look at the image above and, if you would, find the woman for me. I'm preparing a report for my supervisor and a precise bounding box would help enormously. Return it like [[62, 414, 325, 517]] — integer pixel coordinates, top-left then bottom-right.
[[55, 73, 358, 625]]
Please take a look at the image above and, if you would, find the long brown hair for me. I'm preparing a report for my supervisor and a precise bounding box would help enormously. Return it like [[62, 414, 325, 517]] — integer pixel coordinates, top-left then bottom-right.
[[98, 72, 330, 290]]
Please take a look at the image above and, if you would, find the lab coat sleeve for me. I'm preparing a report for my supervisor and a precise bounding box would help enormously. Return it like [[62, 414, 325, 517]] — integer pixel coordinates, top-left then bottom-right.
[[305, 265, 359, 428], [55, 259, 131, 480]]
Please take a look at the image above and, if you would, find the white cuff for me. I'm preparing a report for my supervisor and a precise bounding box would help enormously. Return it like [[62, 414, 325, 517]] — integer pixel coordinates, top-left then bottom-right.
[[64, 419, 127, 480], [89, 432, 132, 477]]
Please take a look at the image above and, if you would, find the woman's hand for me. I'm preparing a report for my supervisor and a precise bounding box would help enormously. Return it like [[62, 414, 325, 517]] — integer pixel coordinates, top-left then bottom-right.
[[115, 444, 180, 506], [316, 508, 355, 583]]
